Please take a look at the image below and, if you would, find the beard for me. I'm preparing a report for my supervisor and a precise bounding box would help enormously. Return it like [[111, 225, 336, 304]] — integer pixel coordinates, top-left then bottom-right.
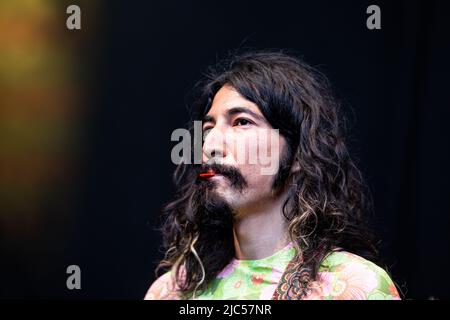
[[166, 146, 295, 286], [187, 143, 294, 232], [178, 165, 238, 258], [189, 163, 246, 229], [197, 162, 248, 193]]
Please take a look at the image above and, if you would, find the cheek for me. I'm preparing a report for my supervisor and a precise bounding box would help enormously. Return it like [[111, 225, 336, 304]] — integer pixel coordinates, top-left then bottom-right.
[[229, 129, 285, 182], [233, 129, 284, 172], [230, 130, 272, 164], [240, 164, 275, 192]]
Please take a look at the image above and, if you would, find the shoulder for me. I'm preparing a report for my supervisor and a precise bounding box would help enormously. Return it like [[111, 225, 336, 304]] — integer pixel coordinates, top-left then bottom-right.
[[305, 251, 401, 300], [144, 271, 181, 300]]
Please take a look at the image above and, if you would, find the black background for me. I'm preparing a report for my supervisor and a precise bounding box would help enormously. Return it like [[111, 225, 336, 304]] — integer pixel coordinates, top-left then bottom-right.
[[1, 0, 449, 299]]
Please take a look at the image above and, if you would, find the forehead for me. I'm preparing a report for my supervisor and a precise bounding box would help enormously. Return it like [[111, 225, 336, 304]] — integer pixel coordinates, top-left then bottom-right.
[[207, 85, 263, 117]]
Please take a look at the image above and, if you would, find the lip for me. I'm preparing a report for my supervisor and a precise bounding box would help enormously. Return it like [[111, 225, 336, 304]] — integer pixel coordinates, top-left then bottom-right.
[[198, 169, 215, 178], [202, 173, 225, 181]]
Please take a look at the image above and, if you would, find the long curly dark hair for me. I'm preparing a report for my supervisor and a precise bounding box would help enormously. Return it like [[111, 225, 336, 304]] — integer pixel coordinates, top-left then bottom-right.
[[156, 50, 379, 299]]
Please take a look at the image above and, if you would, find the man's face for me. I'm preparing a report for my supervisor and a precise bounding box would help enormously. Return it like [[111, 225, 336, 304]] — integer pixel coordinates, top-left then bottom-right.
[[201, 85, 286, 216]]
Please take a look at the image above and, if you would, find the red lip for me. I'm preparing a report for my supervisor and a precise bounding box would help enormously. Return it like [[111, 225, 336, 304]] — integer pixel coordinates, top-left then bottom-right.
[[198, 169, 216, 178]]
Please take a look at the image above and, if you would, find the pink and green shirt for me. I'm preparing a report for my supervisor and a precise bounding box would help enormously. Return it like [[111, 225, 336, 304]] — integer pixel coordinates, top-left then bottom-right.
[[145, 243, 401, 300]]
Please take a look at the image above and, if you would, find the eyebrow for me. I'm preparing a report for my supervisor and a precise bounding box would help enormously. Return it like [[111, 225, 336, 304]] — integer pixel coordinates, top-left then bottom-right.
[[202, 106, 266, 123]]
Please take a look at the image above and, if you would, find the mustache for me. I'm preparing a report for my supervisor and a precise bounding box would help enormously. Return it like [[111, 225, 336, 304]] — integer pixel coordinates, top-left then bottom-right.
[[196, 163, 248, 192]]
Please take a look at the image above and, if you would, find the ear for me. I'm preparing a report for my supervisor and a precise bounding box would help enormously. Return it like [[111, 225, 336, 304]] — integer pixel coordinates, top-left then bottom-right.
[[290, 156, 300, 174]]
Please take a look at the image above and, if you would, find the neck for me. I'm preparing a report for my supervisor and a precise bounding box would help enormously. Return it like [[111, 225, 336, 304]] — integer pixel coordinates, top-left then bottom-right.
[[232, 190, 290, 260]]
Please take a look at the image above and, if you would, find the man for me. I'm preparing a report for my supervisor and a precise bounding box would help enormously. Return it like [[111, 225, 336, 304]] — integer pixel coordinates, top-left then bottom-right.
[[145, 51, 400, 300]]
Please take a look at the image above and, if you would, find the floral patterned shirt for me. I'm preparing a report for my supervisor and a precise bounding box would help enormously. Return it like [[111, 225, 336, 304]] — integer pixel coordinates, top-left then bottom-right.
[[145, 243, 401, 300]]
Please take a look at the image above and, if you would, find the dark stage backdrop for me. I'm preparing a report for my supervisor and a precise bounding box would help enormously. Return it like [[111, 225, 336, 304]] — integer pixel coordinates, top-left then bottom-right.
[[1, 0, 449, 299]]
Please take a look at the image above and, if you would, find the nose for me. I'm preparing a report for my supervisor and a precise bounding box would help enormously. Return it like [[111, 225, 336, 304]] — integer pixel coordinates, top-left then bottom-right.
[[202, 125, 227, 164]]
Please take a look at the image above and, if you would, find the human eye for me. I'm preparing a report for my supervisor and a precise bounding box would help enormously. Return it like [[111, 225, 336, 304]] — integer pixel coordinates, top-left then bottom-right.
[[202, 125, 213, 137], [233, 118, 254, 127], [202, 121, 214, 131]]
